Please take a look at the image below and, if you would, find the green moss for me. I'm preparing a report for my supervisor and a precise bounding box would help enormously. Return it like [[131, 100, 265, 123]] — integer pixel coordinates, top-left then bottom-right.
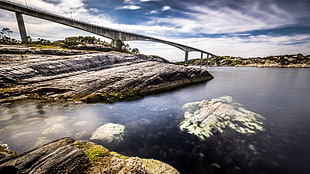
[[81, 88, 141, 103], [87, 148, 104, 161], [75, 143, 109, 161], [110, 151, 129, 160], [21, 43, 62, 49]]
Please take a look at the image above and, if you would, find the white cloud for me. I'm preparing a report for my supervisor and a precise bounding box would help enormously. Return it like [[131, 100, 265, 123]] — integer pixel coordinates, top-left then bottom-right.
[[127, 34, 310, 61], [1, 0, 309, 61], [115, 5, 141, 10], [148, 10, 158, 14], [151, 1, 299, 34], [162, 6, 171, 11]]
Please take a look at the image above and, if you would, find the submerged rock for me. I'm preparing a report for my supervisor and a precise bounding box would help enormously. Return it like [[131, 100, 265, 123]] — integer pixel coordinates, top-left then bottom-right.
[[180, 96, 265, 139], [42, 123, 66, 135], [0, 137, 180, 174], [44, 115, 68, 125], [90, 123, 126, 144]]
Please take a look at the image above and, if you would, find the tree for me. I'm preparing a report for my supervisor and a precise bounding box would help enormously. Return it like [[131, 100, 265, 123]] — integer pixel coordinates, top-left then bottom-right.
[[111, 39, 123, 51], [110, 39, 134, 53], [2, 27, 12, 37], [0, 27, 13, 44], [131, 48, 140, 54], [26, 36, 32, 42]]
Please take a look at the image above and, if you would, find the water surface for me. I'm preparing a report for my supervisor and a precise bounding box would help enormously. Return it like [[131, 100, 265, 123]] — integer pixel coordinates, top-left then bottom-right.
[[1, 67, 310, 174]]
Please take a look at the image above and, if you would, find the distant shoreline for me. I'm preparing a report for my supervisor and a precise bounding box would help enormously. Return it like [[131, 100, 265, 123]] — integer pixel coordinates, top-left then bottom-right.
[[177, 54, 310, 68]]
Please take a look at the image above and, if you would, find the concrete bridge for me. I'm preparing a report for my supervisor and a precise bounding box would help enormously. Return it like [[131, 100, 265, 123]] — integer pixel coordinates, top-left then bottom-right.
[[0, 0, 217, 64]]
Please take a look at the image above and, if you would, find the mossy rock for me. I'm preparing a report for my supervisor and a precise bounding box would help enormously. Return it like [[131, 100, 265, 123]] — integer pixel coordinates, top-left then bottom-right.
[[80, 88, 141, 103]]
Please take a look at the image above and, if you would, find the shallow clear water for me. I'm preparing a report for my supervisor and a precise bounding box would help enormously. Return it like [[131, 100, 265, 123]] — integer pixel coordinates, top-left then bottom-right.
[[1, 67, 310, 174]]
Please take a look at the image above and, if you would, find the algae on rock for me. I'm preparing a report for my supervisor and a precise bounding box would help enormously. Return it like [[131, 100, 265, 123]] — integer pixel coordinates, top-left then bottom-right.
[[180, 96, 265, 139]]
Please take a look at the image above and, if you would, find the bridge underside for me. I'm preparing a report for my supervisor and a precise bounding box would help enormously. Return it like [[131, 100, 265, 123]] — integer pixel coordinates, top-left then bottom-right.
[[0, 0, 217, 64]]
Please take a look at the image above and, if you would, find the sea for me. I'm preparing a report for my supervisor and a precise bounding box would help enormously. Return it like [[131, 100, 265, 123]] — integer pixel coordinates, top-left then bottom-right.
[[1, 67, 310, 174]]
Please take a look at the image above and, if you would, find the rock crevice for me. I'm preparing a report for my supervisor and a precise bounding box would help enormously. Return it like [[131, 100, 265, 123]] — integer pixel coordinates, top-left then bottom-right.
[[0, 137, 180, 174]]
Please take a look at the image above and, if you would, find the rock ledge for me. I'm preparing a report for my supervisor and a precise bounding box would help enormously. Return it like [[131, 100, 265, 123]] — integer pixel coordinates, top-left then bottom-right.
[[0, 137, 180, 174], [0, 45, 213, 103]]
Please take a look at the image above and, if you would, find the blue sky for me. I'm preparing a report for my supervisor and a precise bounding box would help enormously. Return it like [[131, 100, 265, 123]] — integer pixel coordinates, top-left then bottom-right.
[[0, 0, 309, 61]]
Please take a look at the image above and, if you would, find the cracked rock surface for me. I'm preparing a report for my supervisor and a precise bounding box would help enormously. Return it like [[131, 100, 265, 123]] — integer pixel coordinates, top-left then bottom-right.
[[0, 47, 213, 103], [180, 96, 265, 139], [0, 137, 180, 174]]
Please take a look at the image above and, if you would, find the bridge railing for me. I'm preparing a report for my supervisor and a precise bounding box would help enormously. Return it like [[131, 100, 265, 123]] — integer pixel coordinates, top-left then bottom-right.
[[1, 0, 136, 35]]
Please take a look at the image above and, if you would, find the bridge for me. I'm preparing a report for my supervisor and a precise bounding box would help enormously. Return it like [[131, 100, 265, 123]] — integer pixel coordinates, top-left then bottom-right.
[[0, 0, 217, 64]]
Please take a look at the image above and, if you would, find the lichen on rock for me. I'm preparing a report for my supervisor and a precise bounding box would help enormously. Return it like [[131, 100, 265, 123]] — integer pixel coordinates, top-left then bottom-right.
[[180, 96, 265, 139], [0, 137, 180, 173]]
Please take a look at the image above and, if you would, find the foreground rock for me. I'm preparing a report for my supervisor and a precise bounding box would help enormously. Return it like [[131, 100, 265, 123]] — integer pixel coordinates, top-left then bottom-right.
[[0, 45, 213, 103], [0, 137, 180, 174], [180, 96, 265, 139]]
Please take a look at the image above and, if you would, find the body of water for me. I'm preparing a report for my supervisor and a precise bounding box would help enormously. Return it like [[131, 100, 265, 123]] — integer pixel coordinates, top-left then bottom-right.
[[1, 67, 310, 174]]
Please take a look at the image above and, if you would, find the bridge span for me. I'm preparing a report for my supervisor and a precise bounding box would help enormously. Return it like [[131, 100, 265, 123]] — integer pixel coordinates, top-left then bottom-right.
[[0, 0, 217, 64]]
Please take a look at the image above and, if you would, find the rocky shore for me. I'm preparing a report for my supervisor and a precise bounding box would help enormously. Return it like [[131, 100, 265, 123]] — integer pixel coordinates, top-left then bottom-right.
[[178, 54, 310, 68], [0, 137, 180, 173], [0, 44, 213, 103]]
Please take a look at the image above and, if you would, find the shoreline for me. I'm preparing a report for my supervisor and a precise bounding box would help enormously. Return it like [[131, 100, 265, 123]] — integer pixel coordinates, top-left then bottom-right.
[[177, 54, 310, 68]]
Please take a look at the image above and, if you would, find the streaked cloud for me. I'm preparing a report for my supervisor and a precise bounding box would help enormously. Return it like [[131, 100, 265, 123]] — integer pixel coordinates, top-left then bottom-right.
[[151, 1, 303, 34], [0, 0, 309, 60], [129, 34, 310, 61], [115, 5, 141, 10]]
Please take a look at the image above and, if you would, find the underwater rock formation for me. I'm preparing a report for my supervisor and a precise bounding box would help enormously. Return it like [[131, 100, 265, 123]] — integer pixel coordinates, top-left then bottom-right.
[[180, 96, 265, 139], [90, 123, 126, 144]]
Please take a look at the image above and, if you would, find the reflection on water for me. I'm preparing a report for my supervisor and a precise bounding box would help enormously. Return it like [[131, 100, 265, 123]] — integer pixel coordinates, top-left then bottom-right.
[[1, 67, 310, 173]]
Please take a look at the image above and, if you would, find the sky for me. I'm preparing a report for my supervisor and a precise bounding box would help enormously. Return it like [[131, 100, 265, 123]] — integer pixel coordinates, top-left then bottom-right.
[[0, 0, 309, 61]]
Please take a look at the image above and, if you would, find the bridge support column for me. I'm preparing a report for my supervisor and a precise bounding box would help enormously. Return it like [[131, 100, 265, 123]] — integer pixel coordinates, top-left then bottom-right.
[[206, 54, 210, 66], [184, 51, 189, 65], [15, 12, 27, 43], [200, 52, 203, 66]]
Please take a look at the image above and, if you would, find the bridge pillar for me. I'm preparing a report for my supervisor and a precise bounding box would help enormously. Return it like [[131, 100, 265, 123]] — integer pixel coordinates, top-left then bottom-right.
[[15, 12, 27, 43], [200, 52, 203, 66], [184, 51, 189, 65], [206, 54, 210, 66]]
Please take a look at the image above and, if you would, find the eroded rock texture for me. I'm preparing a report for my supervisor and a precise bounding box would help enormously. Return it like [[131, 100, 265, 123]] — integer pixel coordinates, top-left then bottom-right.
[[0, 47, 213, 102], [0, 137, 88, 173], [0, 137, 180, 174], [180, 96, 265, 139]]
